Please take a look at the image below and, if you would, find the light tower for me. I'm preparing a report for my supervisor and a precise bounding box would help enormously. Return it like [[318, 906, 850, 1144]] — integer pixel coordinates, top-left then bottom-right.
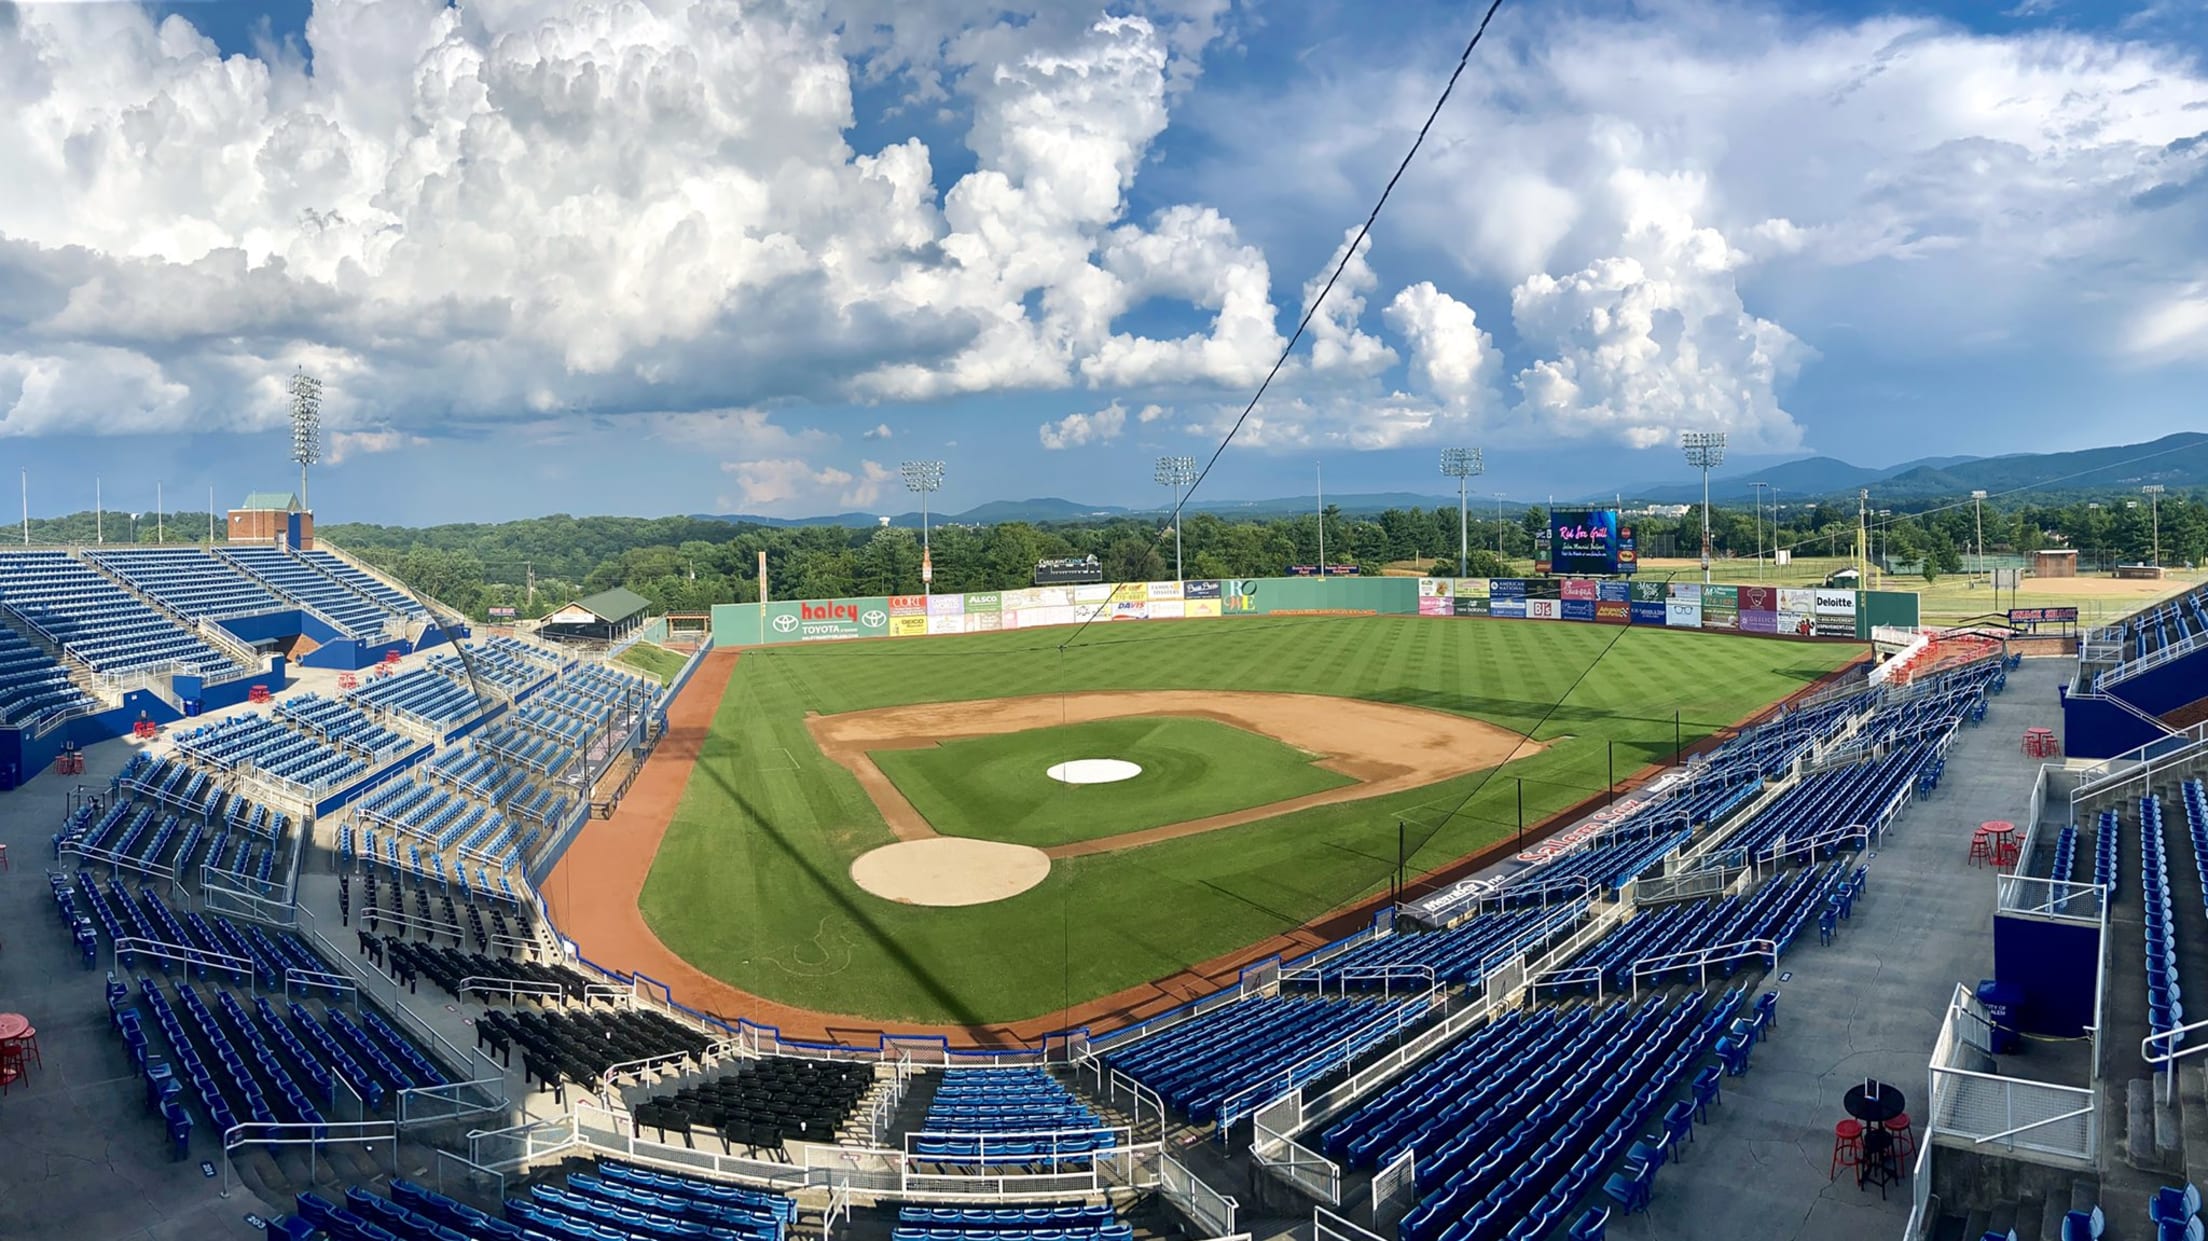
[[2145, 485, 2166, 567], [1439, 447, 1485, 577], [900, 459, 945, 597], [289, 370, 323, 509], [1153, 455, 1197, 582], [1679, 431, 1726, 584], [1750, 481, 1770, 577]]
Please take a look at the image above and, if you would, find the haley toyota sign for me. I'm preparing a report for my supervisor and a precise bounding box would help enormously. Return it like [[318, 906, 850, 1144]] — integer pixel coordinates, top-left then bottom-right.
[[762, 597, 891, 642]]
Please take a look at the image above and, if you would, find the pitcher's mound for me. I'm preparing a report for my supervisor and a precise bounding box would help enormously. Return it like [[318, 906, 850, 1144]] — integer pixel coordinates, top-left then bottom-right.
[[1047, 758, 1142, 785], [850, 838, 1052, 906]]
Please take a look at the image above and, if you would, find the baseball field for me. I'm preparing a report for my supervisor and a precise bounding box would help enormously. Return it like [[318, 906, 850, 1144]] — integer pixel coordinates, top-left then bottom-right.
[[567, 615, 1860, 1031]]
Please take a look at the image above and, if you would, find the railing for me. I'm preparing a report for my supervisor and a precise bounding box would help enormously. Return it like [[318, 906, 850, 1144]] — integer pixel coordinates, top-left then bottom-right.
[[1250, 1112, 1339, 1205], [1214, 984, 1436, 1132], [1902, 1125, 1934, 1240], [1628, 938, 1778, 999], [460, 975, 565, 1005], [220, 1119, 399, 1201], [111, 935, 255, 983], [1926, 1065, 2095, 1160], [1314, 1206, 1389, 1241], [1994, 874, 2103, 921], [1372, 1145, 1419, 1229], [2095, 625, 2208, 692], [2069, 721, 2208, 810], [470, 1113, 581, 1171], [59, 836, 179, 886], [1161, 1154, 1237, 1237], [1301, 988, 1497, 1127], [397, 1067, 510, 1127], [903, 1124, 1132, 1170]]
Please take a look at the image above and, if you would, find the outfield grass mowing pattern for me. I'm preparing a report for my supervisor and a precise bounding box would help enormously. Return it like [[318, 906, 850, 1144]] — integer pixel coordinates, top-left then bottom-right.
[[871, 716, 1355, 848], [638, 616, 1859, 1026]]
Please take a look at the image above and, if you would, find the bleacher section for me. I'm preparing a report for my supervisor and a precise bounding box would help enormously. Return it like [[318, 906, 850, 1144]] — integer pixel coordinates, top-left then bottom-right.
[[1102, 994, 1431, 1123], [1294, 903, 1582, 990], [1539, 861, 1858, 997], [431, 635, 563, 699], [476, 1006, 713, 1093], [53, 790, 289, 888], [2113, 582, 2208, 665], [351, 665, 487, 731], [298, 547, 431, 620], [279, 1162, 798, 1241], [0, 624, 95, 727], [357, 775, 525, 869], [377, 935, 595, 1002], [219, 545, 403, 638], [173, 712, 368, 794], [893, 1203, 1131, 1241], [632, 1058, 875, 1151], [2144, 793, 2184, 1062], [915, 1068, 1113, 1165], [84, 546, 283, 620], [343, 850, 534, 953], [270, 691, 413, 762], [0, 549, 238, 675]]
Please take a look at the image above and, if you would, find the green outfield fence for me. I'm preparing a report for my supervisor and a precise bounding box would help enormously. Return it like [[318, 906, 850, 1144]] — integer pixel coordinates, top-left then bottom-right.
[[707, 575, 1916, 646]]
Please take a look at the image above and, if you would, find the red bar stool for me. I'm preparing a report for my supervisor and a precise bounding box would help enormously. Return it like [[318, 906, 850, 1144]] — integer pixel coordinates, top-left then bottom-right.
[[1884, 1112, 1916, 1162], [1967, 829, 1993, 867], [1830, 1119, 1864, 1180]]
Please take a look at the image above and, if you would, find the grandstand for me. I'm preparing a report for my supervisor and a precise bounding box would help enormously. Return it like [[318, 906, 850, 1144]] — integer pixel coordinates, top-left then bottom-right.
[[0, 548, 243, 677], [2070, 578, 2208, 753]]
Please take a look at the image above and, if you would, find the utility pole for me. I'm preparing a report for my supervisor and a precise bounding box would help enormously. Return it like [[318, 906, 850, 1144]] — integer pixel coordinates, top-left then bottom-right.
[[1440, 448, 1484, 576], [1751, 482, 1769, 577], [2144, 485, 2166, 567], [1495, 494, 1506, 560], [1858, 489, 1870, 584], [1316, 460, 1325, 579], [96, 476, 103, 545], [1971, 490, 1988, 585], [208, 486, 216, 543]]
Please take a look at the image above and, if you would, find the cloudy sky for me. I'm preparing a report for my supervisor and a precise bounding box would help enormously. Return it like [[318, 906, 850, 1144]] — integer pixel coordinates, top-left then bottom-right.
[[3, 0, 2205, 524]]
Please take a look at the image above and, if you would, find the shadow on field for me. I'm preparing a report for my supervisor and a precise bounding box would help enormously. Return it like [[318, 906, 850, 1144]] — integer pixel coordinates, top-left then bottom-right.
[[690, 754, 993, 1030]]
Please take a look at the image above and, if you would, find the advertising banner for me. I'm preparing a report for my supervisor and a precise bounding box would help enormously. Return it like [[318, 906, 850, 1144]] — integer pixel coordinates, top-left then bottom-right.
[[1778, 588, 1815, 615], [999, 588, 1037, 610], [1778, 610, 1813, 637], [926, 614, 964, 635], [1455, 596, 1490, 616], [1813, 588, 1856, 615], [1528, 598, 1562, 620], [1561, 578, 1599, 601], [1147, 581, 1184, 602], [1736, 585, 1777, 614], [1630, 600, 1669, 625], [1526, 578, 1563, 600], [1150, 600, 1187, 619], [1223, 580, 1263, 614], [1419, 595, 1455, 616], [1074, 582, 1115, 605], [1596, 600, 1630, 623], [1184, 579, 1223, 600], [1669, 581, 1701, 601], [891, 615, 928, 637], [1116, 582, 1150, 604], [1701, 585, 1739, 631], [1185, 598, 1223, 618], [1455, 578, 1490, 599], [1739, 609, 1778, 634], [1031, 604, 1078, 628], [889, 594, 927, 616], [1549, 508, 1636, 575], [1109, 600, 1152, 621], [1492, 598, 1528, 618], [1034, 586, 1074, 608], [2009, 606, 2080, 624], [1419, 577, 1450, 597], [1489, 578, 1528, 600], [927, 594, 965, 617], [1562, 599, 1597, 621], [1666, 600, 1704, 629], [1597, 580, 1631, 603], [1632, 580, 1667, 603], [966, 591, 1002, 613], [765, 596, 891, 643], [969, 610, 1003, 632]]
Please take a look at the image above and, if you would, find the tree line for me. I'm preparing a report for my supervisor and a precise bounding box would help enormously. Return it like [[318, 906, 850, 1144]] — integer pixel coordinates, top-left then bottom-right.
[[7, 489, 2200, 623]]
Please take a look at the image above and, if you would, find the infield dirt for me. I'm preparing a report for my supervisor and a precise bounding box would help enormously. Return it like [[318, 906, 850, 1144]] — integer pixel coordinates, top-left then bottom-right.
[[806, 690, 1543, 859]]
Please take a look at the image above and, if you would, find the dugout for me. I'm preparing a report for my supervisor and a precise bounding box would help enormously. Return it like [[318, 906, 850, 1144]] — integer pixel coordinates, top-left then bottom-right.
[[540, 587, 651, 647]]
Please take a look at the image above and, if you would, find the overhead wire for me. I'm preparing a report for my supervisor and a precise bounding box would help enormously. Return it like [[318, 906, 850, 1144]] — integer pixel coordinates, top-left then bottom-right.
[[1056, 0, 1511, 651]]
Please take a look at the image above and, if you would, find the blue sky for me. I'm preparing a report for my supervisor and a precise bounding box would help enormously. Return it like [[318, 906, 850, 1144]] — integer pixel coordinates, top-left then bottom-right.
[[3, 0, 2205, 525]]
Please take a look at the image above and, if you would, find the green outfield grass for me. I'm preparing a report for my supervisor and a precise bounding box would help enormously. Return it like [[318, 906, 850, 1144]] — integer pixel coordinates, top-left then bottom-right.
[[872, 716, 1354, 848], [636, 616, 1861, 1026], [618, 642, 689, 684]]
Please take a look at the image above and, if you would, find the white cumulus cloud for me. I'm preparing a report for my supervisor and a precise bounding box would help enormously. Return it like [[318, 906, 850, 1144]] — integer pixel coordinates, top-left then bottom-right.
[[1039, 401, 1131, 450]]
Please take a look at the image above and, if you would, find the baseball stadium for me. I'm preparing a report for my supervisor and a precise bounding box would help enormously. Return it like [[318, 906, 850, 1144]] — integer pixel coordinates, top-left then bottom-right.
[[3, 472, 2206, 1241]]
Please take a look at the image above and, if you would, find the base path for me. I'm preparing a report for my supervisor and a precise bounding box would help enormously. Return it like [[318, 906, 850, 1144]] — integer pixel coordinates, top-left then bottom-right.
[[806, 690, 1542, 858]]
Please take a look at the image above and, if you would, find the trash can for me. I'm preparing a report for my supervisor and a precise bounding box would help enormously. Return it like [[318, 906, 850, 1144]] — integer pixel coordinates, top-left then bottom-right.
[[1978, 979, 2023, 1054]]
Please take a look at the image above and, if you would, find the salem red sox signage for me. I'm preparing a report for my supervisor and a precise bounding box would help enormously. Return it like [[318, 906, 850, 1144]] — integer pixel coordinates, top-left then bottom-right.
[[763, 597, 891, 642]]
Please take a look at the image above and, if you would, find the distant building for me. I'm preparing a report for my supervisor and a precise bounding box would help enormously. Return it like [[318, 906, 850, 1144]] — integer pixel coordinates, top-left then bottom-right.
[[539, 587, 651, 647], [2030, 549, 2077, 578], [228, 491, 313, 549], [1629, 504, 1693, 518]]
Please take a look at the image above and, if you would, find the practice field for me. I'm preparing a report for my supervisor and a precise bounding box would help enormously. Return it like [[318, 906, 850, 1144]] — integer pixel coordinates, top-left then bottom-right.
[[635, 616, 1861, 1027], [871, 716, 1354, 848]]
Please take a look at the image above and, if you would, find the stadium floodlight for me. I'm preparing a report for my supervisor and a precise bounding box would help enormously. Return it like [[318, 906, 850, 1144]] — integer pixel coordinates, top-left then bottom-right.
[[1679, 431, 1726, 584], [1439, 447, 1485, 577], [900, 459, 945, 596], [1970, 489, 1988, 583], [1750, 482, 1770, 577], [1153, 455, 1197, 582], [289, 370, 323, 509], [2145, 485, 2166, 567]]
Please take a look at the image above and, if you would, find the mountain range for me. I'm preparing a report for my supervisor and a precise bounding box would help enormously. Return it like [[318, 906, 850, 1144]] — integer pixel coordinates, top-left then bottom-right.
[[698, 432, 2208, 528]]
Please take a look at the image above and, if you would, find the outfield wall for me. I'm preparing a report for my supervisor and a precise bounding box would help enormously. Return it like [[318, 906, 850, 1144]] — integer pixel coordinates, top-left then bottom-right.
[[709, 575, 1915, 645]]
